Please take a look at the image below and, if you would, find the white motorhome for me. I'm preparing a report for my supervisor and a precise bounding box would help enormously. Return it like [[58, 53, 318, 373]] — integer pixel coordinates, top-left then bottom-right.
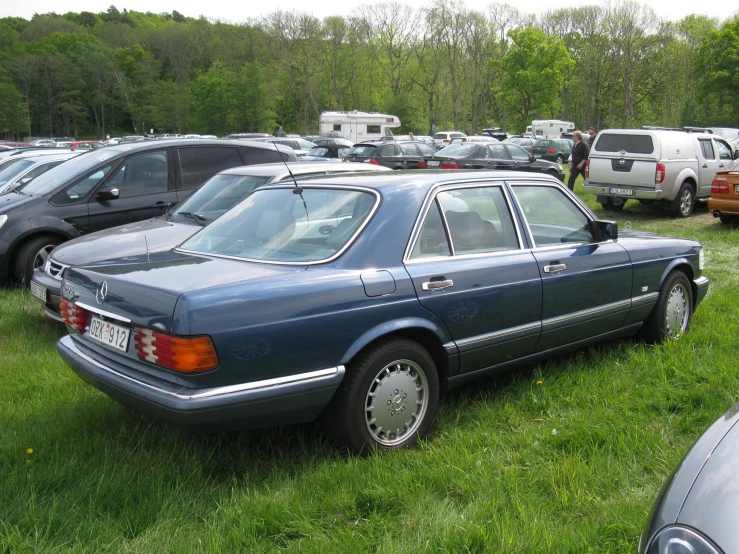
[[531, 120, 576, 139], [319, 111, 401, 144]]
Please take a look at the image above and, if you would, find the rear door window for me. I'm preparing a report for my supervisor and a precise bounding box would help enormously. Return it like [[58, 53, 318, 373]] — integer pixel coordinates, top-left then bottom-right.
[[699, 139, 715, 160], [243, 146, 288, 164], [178, 146, 243, 190], [380, 144, 397, 157], [594, 134, 654, 154], [417, 143, 437, 156], [400, 143, 420, 156]]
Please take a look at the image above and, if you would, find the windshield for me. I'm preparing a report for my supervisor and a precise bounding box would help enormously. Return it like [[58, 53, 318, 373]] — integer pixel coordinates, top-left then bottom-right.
[[0, 159, 35, 186], [436, 143, 481, 157], [179, 187, 377, 263], [173, 174, 272, 222], [20, 150, 118, 196], [308, 147, 331, 157]]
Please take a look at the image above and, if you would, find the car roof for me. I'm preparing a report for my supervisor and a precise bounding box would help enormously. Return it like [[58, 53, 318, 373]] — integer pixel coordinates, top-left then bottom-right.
[[101, 138, 295, 154], [259, 169, 560, 196], [21, 152, 81, 162], [219, 162, 392, 177]]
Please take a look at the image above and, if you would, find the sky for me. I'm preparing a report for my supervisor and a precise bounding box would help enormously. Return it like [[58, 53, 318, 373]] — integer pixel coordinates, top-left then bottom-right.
[[0, 0, 734, 24]]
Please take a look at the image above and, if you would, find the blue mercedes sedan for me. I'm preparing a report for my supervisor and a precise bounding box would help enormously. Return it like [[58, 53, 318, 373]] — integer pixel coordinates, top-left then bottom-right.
[[56, 171, 709, 453]]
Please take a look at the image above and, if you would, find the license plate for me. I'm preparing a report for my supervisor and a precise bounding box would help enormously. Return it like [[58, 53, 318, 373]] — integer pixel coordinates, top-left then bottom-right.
[[426, 160, 440, 167], [86, 316, 130, 352], [609, 187, 635, 196], [30, 281, 47, 302]]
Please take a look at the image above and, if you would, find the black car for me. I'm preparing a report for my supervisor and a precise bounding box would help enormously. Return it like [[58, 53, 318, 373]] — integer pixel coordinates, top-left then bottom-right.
[[418, 142, 565, 180], [301, 143, 352, 161], [481, 127, 508, 141], [531, 138, 574, 163], [639, 402, 739, 554], [344, 140, 439, 169], [0, 139, 296, 284]]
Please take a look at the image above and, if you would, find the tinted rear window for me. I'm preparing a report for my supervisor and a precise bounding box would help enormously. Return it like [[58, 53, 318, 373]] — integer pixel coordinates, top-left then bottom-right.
[[594, 134, 654, 154], [347, 145, 377, 156]]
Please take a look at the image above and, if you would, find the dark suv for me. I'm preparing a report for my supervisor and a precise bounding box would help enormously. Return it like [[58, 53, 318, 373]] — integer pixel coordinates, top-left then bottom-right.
[[0, 139, 296, 283], [531, 138, 573, 163], [344, 140, 439, 169]]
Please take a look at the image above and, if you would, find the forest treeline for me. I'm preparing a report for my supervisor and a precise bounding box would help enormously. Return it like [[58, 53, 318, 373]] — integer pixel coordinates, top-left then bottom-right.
[[0, 1, 737, 139]]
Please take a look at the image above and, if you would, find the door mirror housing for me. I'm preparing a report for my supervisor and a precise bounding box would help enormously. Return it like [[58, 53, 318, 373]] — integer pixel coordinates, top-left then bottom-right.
[[733, 150, 739, 160], [589, 220, 618, 241], [529, 154, 536, 163], [97, 186, 120, 201]]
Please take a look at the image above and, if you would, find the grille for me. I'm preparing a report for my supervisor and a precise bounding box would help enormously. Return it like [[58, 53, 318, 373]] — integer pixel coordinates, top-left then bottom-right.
[[46, 259, 68, 279]]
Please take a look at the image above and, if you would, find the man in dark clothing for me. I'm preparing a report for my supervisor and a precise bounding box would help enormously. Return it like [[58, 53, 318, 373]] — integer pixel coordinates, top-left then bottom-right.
[[568, 130, 589, 191], [587, 126, 598, 147]]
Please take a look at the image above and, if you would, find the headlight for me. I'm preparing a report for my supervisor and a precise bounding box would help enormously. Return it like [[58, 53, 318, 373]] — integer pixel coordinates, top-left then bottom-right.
[[0, 214, 7, 230], [699, 248, 705, 271], [647, 526, 721, 554]]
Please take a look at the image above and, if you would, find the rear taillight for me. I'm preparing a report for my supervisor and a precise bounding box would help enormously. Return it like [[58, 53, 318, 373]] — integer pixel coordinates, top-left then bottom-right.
[[368, 158, 380, 165], [585, 159, 590, 179], [655, 163, 665, 184], [440, 162, 459, 169], [547, 147, 555, 154], [527, 147, 533, 152], [712, 178, 729, 194], [443, 139, 449, 143], [60, 298, 87, 333], [418, 160, 427, 169], [134, 327, 218, 373]]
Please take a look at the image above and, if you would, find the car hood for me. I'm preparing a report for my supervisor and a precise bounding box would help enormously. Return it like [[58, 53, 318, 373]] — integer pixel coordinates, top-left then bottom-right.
[[0, 191, 37, 212], [675, 414, 739, 552], [640, 403, 739, 553], [64, 251, 307, 331], [51, 217, 198, 267]]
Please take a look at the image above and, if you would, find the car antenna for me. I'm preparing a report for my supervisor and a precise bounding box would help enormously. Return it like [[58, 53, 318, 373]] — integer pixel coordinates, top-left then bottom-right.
[[273, 142, 303, 194], [144, 235, 150, 263], [273, 142, 309, 221]]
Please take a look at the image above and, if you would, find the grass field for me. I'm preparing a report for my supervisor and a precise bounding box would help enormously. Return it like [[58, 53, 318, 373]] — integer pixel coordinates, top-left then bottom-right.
[[2, 176, 738, 553]]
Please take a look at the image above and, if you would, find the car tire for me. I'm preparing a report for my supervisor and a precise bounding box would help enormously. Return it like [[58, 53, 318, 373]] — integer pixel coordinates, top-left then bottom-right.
[[639, 270, 693, 344], [555, 154, 564, 164], [672, 182, 695, 218], [600, 198, 625, 211], [547, 170, 560, 179], [325, 338, 439, 454], [12, 235, 62, 285]]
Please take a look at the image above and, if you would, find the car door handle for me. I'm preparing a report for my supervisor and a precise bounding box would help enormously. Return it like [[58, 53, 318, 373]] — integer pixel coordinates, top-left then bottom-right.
[[152, 201, 173, 208], [543, 264, 566, 273], [422, 279, 454, 291], [702, 164, 708, 168]]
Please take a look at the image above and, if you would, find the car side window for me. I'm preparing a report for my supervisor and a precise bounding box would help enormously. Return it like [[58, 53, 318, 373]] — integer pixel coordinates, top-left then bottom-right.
[[106, 150, 169, 199], [512, 185, 593, 246], [18, 161, 63, 185], [55, 164, 114, 205], [508, 144, 531, 161], [178, 147, 243, 190], [487, 144, 507, 159], [380, 145, 396, 157], [400, 143, 420, 156], [410, 200, 450, 259], [417, 143, 437, 156], [715, 140, 732, 161], [699, 139, 715, 160]]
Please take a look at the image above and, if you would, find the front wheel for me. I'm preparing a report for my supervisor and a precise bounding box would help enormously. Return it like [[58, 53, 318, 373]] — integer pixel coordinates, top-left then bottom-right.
[[12, 235, 62, 284], [324, 338, 439, 454], [640, 270, 693, 343]]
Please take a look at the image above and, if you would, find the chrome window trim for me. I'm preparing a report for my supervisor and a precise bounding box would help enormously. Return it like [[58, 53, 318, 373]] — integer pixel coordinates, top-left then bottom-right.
[[175, 184, 381, 266], [66, 337, 342, 400], [508, 181, 600, 249], [403, 180, 524, 263], [76, 302, 132, 323]]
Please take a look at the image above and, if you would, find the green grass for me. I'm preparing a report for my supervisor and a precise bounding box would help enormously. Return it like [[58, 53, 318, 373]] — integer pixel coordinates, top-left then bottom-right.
[[2, 175, 739, 553]]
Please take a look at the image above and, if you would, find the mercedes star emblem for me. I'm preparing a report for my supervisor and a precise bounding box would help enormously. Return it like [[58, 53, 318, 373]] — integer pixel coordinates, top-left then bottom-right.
[[96, 281, 108, 304]]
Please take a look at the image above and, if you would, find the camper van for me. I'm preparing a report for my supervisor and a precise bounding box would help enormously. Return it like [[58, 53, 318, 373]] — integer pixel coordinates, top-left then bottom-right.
[[319, 111, 401, 144], [531, 120, 576, 140]]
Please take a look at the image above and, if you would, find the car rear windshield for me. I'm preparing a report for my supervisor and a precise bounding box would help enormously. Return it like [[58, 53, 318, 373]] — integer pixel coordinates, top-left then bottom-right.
[[173, 174, 272, 222], [179, 187, 378, 263], [594, 134, 654, 154], [436, 143, 480, 157], [347, 145, 377, 156]]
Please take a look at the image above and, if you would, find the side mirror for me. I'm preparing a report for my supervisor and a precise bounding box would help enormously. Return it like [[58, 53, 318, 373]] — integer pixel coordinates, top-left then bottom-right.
[[589, 220, 618, 241], [733, 150, 739, 160], [97, 186, 120, 201], [529, 154, 535, 162]]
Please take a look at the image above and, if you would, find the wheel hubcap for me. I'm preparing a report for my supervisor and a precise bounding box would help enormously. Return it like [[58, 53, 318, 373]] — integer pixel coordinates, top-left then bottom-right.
[[33, 244, 55, 271], [680, 190, 692, 215], [665, 283, 689, 339], [365, 359, 429, 447]]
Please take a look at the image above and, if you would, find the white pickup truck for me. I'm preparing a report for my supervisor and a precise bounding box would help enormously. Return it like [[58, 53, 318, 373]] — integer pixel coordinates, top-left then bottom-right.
[[583, 129, 738, 217]]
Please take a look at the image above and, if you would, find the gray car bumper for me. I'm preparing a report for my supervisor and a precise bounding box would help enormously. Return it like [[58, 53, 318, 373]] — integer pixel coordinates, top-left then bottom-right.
[[584, 183, 664, 200], [694, 276, 710, 308], [57, 335, 345, 431], [31, 269, 63, 321]]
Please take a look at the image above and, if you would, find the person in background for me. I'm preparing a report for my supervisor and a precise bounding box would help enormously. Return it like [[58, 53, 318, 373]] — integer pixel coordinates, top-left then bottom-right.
[[587, 126, 597, 147], [409, 132, 415, 140], [568, 130, 590, 192]]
